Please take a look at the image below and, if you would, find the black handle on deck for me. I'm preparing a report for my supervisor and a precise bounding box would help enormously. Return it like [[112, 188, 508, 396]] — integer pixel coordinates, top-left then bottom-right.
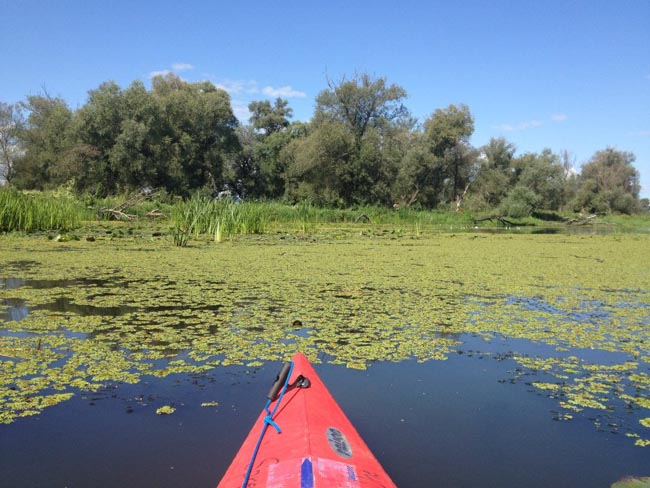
[[267, 362, 291, 400]]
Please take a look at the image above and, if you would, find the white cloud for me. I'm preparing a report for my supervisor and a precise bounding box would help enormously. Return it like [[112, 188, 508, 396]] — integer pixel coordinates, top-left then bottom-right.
[[231, 100, 251, 122], [214, 79, 259, 95], [149, 63, 194, 79], [521, 120, 543, 129], [149, 69, 171, 78], [566, 166, 579, 177], [171, 63, 194, 72], [551, 114, 568, 122], [262, 85, 307, 98], [494, 120, 543, 132]]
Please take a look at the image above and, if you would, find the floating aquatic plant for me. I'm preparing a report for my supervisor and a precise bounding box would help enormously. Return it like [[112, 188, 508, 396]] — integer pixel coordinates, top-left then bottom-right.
[[1, 232, 649, 446], [155, 405, 176, 415]]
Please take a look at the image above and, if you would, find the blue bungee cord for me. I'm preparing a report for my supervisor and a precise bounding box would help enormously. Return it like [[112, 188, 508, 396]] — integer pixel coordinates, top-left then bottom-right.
[[241, 360, 294, 488]]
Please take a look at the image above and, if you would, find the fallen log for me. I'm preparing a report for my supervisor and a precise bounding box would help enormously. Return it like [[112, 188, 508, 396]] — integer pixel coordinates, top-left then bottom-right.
[[98, 188, 159, 221], [99, 208, 137, 221], [145, 209, 167, 218], [566, 214, 598, 225], [473, 215, 521, 227]]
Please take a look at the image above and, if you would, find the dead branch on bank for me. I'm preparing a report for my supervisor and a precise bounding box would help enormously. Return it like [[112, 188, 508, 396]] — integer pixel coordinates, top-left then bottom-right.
[[144, 209, 167, 218], [100, 208, 137, 221], [565, 214, 598, 225], [393, 189, 419, 210], [473, 215, 522, 227], [99, 188, 160, 221]]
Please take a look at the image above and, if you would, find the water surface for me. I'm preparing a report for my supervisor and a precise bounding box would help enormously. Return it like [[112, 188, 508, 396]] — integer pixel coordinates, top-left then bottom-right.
[[0, 353, 648, 487], [1, 233, 649, 486]]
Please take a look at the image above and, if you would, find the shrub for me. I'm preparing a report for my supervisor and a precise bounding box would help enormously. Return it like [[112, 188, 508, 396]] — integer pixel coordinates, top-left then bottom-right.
[[500, 186, 541, 218]]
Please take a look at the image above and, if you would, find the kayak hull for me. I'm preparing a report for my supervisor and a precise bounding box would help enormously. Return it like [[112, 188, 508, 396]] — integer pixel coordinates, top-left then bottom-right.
[[217, 353, 396, 488]]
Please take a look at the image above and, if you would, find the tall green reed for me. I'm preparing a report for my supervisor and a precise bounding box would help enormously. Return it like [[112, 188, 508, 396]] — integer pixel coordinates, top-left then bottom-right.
[[0, 189, 88, 232], [170, 195, 269, 246]]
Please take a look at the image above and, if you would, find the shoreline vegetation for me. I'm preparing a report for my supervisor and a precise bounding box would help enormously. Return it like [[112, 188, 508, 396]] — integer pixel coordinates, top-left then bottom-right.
[[2, 73, 647, 227], [1, 188, 650, 242]]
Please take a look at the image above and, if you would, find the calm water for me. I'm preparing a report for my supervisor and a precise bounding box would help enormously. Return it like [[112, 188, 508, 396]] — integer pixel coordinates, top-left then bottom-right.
[[1, 272, 649, 487], [1, 350, 648, 487]]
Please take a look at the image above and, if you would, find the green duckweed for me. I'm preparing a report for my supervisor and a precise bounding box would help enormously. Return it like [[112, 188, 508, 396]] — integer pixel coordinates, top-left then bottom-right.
[[1, 231, 649, 446]]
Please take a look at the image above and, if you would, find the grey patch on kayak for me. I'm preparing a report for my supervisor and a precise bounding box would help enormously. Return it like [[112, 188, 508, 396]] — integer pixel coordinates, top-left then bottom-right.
[[326, 427, 352, 459]]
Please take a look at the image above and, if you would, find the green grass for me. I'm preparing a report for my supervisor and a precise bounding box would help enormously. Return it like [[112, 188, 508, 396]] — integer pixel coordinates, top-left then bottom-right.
[[3, 188, 649, 239], [0, 188, 90, 233], [599, 212, 650, 228], [170, 195, 269, 246], [168, 198, 483, 245]]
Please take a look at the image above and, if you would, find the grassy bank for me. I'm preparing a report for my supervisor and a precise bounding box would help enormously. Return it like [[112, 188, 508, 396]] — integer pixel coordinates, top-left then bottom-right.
[[2, 188, 649, 238]]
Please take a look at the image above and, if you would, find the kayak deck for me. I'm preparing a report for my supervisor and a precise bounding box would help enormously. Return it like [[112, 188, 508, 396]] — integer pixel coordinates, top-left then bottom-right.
[[217, 353, 396, 488]]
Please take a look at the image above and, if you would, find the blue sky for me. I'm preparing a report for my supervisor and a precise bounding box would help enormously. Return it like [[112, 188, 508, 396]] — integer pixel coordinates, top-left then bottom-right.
[[2, 0, 649, 197]]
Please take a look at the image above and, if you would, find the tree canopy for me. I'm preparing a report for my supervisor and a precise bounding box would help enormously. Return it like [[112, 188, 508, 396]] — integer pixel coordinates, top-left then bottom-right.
[[573, 148, 640, 213], [248, 98, 292, 135], [2, 71, 645, 214], [0, 102, 24, 184], [314, 72, 409, 147]]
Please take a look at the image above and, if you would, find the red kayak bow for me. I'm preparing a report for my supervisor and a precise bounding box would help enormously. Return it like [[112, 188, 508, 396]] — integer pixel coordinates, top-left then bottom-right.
[[217, 353, 397, 488]]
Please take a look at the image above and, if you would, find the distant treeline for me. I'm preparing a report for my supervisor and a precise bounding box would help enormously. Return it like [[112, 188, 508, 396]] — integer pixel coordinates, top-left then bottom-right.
[[0, 72, 646, 216]]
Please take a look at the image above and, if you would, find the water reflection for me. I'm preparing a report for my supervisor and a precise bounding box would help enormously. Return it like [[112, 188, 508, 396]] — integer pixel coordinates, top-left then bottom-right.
[[1, 276, 223, 323], [33, 297, 139, 317], [0, 278, 25, 290], [470, 224, 645, 235], [0, 298, 28, 322], [1, 277, 114, 290], [507, 295, 611, 323], [0, 357, 648, 488]]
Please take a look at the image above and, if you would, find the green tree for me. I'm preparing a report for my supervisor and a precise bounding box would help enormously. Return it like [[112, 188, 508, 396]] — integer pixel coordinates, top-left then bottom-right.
[[573, 148, 640, 214], [224, 125, 263, 197], [424, 104, 474, 158], [248, 98, 292, 135], [483, 137, 517, 170], [0, 102, 24, 184], [513, 149, 566, 211], [470, 137, 517, 209], [394, 104, 475, 208], [314, 72, 409, 149], [499, 185, 542, 218], [230, 98, 303, 199], [393, 134, 442, 208], [291, 72, 409, 204], [151, 75, 239, 194], [423, 104, 475, 202], [13, 94, 74, 189], [108, 81, 161, 190], [640, 198, 649, 213], [69, 74, 239, 195], [255, 121, 309, 199], [285, 120, 354, 205], [498, 149, 567, 217], [71, 81, 127, 193], [559, 150, 580, 208]]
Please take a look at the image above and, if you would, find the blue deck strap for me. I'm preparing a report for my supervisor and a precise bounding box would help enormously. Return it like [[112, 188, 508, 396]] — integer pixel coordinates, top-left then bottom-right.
[[241, 360, 294, 488]]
